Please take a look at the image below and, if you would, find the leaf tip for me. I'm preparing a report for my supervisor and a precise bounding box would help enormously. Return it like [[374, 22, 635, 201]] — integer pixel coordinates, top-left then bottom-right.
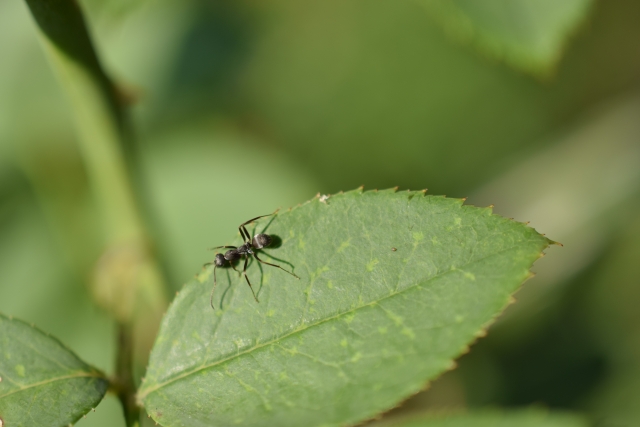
[[393, 186, 399, 192], [357, 185, 365, 192]]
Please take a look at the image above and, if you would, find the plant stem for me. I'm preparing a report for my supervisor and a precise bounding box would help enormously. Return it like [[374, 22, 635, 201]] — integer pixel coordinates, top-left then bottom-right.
[[24, 0, 168, 424], [115, 325, 140, 427]]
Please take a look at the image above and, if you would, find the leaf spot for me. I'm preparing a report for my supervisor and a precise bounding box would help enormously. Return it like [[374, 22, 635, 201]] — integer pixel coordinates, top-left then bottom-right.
[[431, 236, 439, 245], [383, 309, 403, 326], [455, 315, 465, 323], [344, 313, 355, 324], [266, 310, 276, 317], [463, 271, 476, 281], [378, 327, 387, 334], [401, 327, 416, 339], [337, 240, 351, 253], [298, 238, 306, 250], [15, 365, 25, 377], [340, 339, 348, 348], [366, 259, 379, 272], [412, 232, 424, 243], [350, 352, 362, 363], [326, 280, 334, 289]]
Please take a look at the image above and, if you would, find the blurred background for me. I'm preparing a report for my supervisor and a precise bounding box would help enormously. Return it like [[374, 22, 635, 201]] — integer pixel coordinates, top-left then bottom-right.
[[1, 0, 639, 426]]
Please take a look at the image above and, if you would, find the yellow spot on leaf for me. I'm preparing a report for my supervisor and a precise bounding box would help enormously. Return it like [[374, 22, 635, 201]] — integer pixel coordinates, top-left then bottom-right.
[[351, 352, 362, 362], [267, 310, 276, 317], [402, 327, 415, 339], [337, 240, 351, 253], [344, 313, 355, 324], [378, 327, 388, 334], [385, 310, 403, 326], [413, 232, 424, 242], [341, 339, 348, 347], [366, 259, 379, 271], [15, 364, 25, 377], [327, 280, 334, 289]]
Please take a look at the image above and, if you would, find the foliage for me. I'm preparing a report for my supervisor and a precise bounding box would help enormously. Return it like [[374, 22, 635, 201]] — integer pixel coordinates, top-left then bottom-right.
[[415, 0, 594, 76], [2, 0, 640, 426], [0, 314, 107, 426], [139, 189, 549, 426]]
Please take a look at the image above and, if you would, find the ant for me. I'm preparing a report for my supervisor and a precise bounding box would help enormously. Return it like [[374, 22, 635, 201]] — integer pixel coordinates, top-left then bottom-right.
[[206, 210, 300, 309]]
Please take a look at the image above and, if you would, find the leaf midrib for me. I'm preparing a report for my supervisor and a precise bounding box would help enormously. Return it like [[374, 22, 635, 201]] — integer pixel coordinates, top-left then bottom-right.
[[0, 371, 104, 400], [139, 238, 541, 399]]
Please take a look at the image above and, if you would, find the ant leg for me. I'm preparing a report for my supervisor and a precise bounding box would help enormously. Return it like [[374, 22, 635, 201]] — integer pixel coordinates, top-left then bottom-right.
[[240, 256, 259, 303], [253, 252, 300, 279], [229, 261, 241, 273], [210, 265, 219, 309], [239, 210, 280, 242], [208, 245, 237, 251]]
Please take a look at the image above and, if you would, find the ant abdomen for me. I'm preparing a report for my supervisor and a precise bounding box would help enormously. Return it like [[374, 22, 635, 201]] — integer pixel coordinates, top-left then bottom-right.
[[253, 234, 272, 249]]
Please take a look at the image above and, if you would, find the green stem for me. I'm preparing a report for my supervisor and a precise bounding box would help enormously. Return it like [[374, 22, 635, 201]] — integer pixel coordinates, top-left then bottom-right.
[[115, 325, 141, 427], [24, 0, 168, 424]]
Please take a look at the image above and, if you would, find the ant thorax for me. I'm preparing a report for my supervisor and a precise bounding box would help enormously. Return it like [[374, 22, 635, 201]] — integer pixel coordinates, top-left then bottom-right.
[[237, 243, 253, 255]]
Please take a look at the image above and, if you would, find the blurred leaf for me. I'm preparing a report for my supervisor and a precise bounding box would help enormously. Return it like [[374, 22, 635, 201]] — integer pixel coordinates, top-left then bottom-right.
[[414, 0, 594, 75], [138, 189, 550, 427], [242, 0, 640, 195], [581, 212, 640, 425], [377, 409, 588, 427], [0, 314, 108, 427], [0, 194, 120, 427], [468, 95, 640, 344]]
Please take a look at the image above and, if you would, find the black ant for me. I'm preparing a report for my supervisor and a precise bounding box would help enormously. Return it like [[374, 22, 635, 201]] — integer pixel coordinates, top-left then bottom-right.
[[206, 210, 300, 309]]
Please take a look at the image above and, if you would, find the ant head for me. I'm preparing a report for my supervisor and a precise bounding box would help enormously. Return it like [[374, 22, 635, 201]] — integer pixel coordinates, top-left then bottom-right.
[[253, 233, 272, 249], [214, 253, 226, 267]]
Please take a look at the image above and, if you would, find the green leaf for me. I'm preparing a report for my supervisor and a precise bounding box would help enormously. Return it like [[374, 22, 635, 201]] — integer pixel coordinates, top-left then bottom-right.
[[0, 314, 108, 427], [138, 189, 551, 427], [377, 409, 588, 427], [415, 0, 594, 75]]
